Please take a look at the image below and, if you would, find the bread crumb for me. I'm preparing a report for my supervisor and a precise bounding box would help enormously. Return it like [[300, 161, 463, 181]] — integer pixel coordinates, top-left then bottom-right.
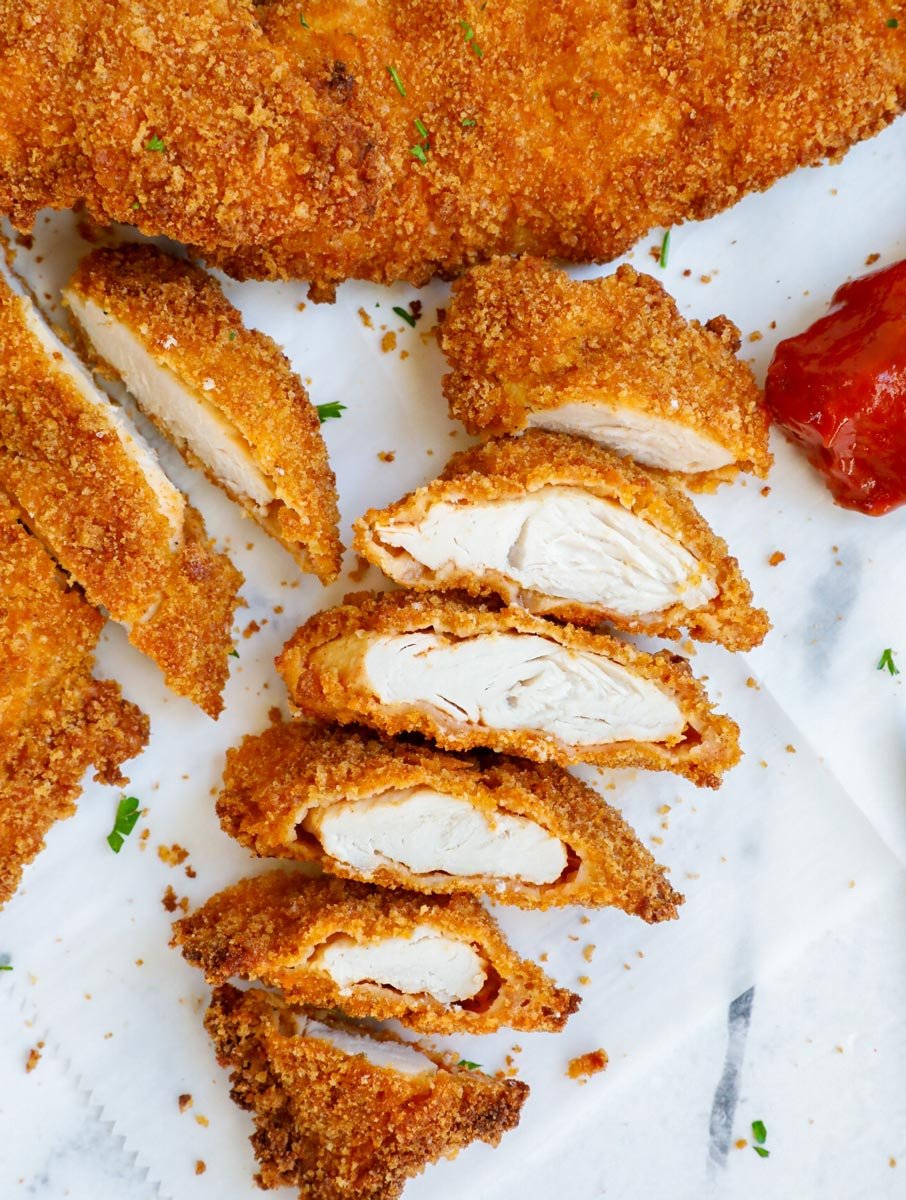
[[185, 864, 197, 879], [735, 1138, 748, 1150], [746, 676, 759, 690], [835, 1045, 844, 1054], [567, 1049, 608, 1079], [786, 744, 796, 753], [243, 619, 261, 639], [195, 1160, 206, 1175], [582, 944, 596, 963], [158, 844, 189, 867], [578, 974, 591, 986], [195, 1113, 209, 1128], [268, 706, 283, 724], [768, 551, 786, 567], [381, 331, 397, 353], [400, 350, 410, 360], [25, 1043, 44, 1073], [748, 330, 763, 342], [761, 486, 771, 497], [178, 1093, 193, 1112], [539, 952, 548, 963], [162, 885, 178, 913], [866, 253, 881, 266], [378, 451, 396, 463], [358, 307, 373, 329]]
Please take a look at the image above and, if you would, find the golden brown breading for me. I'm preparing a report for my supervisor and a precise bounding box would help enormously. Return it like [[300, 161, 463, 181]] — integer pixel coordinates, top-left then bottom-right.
[[1, 2, 904, 295], [218, 721, 682, 920], [276, 590, 740, 788], [205, 984, 529, 1200], [0, 499, 148, 906], [173, 870, 580, 1033], [441, 260, 772, 485], [0, 271, 243, 716], [355, 431, 770, 649], [65, 244, 342, 582]]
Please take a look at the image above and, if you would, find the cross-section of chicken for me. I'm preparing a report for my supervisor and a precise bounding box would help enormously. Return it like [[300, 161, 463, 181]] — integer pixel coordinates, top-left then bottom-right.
[[356, 432, 768, 649], [173, 870, 580, 1035], [276, 591, 740, 788]]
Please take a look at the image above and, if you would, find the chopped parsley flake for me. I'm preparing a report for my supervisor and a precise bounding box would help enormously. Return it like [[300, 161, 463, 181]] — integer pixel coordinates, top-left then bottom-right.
[[878, 648, 899, 675], [0, 963, 12, 972], [393, 305, 417, 327], [228, 330, 237, 341], [299, 12, 309, 27], [459, 19, 484, 57], [145, 135, 166, 153], [753, 1146, 770, 1159], [456, 1059, 481, 1070], [107, 796, 142, 853], [591, 90, 601, 101], [461, 117, 477, 127], [887, 18, 899, 28], [751, 1120, 767, 1145], [410, 143, 429, 164], [387, 64, 406, 96], [316, 401, 347, 422], [414, 118, 429, 140], [658, 228, 671, 268], [131, 200, 141, 210], [229, 648, 240, 658]]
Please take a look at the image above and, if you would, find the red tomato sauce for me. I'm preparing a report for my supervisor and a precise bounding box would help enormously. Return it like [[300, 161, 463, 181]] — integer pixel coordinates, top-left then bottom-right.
[[765, 259, 906, 515]]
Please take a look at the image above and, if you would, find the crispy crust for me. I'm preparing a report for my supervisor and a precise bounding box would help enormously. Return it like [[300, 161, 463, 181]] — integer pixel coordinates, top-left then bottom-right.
[[205, 984, 529, 1200], [276, 590, 740, 788], [441, 259, 772, 485], [1, 1, 905, 294], [354, 430, 769, 650], [218, 721, 682, 921], [65, 245, 342, 582], [0, 500, 148, 906], [0, 273, 243, 716], [173, 870, 580, 1034]]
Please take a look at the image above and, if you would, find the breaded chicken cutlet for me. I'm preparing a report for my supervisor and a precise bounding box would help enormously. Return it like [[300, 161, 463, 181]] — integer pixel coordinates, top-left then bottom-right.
[[206, 984, 528, 1200], [0, 269, 243, 716], [1, 1, 904, 296], [442, 260, 772, 486], [173, 870, 580, 1034], [277, 591, 740, 788], [64, 245, 342, 582], [355, 431, 769, 650], [218, 722, 682, 920], [0, 499, 148, 906]]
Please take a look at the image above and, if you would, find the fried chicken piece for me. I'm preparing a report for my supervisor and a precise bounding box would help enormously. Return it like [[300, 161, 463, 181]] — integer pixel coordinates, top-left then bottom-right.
[[442, 260, 771, 485], [0, 499, 148, 906], [4, 0, 903, 295], [276, 590, 739, 788], [205, 984, 528, 1200], [173, 870, 580, 1034], [0, 268, 243, 716], [218, 721, 682, 920], [64, 245, 342, 582], [355, 431, 769, 650]]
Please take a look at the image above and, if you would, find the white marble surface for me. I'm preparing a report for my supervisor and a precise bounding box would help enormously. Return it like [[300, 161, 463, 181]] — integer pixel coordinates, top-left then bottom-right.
[[1, 113, 906, 1200]]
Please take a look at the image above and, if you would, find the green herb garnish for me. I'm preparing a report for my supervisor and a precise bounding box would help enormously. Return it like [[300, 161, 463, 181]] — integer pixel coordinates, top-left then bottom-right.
[[459, 19, 484, 57], [456, 1059, 481, 1070], [387, 64, 406, 96], [393, 305, 417, 327], [878, 648, 900, 675], [107, 796, 142, 853], [591, 90, 601, 101], [316, 401, 347, 422], [299, 12, 309, 27], [131, 200, 141, 210], [414, 118, 429, 140], [410, 143, 429, 164], [658, 228, 671, 268], [461, 117, 477, 127], [0, 963, 12, 972], [229, 648, 240, 658], [753, 1146, 770, 1159], [751, 1119, 767, 1145], [228, 330, 237, 341], [145, 135, 166, 153], [887, 18, 899, 28]]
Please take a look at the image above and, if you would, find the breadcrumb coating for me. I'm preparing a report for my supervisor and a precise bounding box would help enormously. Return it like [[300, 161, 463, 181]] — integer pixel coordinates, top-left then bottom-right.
[[1, 2, 904, 295], [355, 430, 770, 649], [442, 260, 772, 485], [65, 244, 342, 582], [0, 273, 243, 716], [0, 500, 148, 906], [218, 721, 682, 920], [276, 590, 740, 788], [205, 984, 529, 1200], [173, 870, 580, 1034]]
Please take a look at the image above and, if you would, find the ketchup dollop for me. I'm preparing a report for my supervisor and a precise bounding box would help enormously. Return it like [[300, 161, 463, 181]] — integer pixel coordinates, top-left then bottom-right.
[[765, 259, 906, 515]]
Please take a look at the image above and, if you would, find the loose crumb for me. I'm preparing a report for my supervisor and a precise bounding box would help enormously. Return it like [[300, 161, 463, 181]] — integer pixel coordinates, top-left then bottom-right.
[[162, 885, 178, 913], [735, 1138, 749, 1150], [539, 952, 548, 963], [746, 676, 759, 690], [748, 331, 763, 342], [761, 486, 771, 497], [25, 1043, 44, 1073], [195, 1114, 209, 1128], [768, 551, 786, 567], [578, 974, 591, 986], [866, 253, 881, 266], [178, 1093, 193, 1112], [158, 844, 189, 867], [195, 1160, 206, 1176], [357, 307, 373, 329], [582, 944, 596, 963], [185, 865, 197, 879], [242, 619, 261, 639], [378, 451, 396, 463], [567, 1049, 608, 1079], [786, 744, 796, 753], [268, 706, 283, 724], [381, 331, 397, 353]]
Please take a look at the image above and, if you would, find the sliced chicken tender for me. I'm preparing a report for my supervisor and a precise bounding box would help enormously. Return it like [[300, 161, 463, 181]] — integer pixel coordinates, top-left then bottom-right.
[[205, 985, 528, 1200], [0, 499, 148, 907], [217, 723, 683, 919], [64, 244, 341, 581], [173, 870, 580, 1034], [356, 432, 768, 649], [0, 267, 242, 715], [276, 591, 740, 788], [441, 258, 772, 486]]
